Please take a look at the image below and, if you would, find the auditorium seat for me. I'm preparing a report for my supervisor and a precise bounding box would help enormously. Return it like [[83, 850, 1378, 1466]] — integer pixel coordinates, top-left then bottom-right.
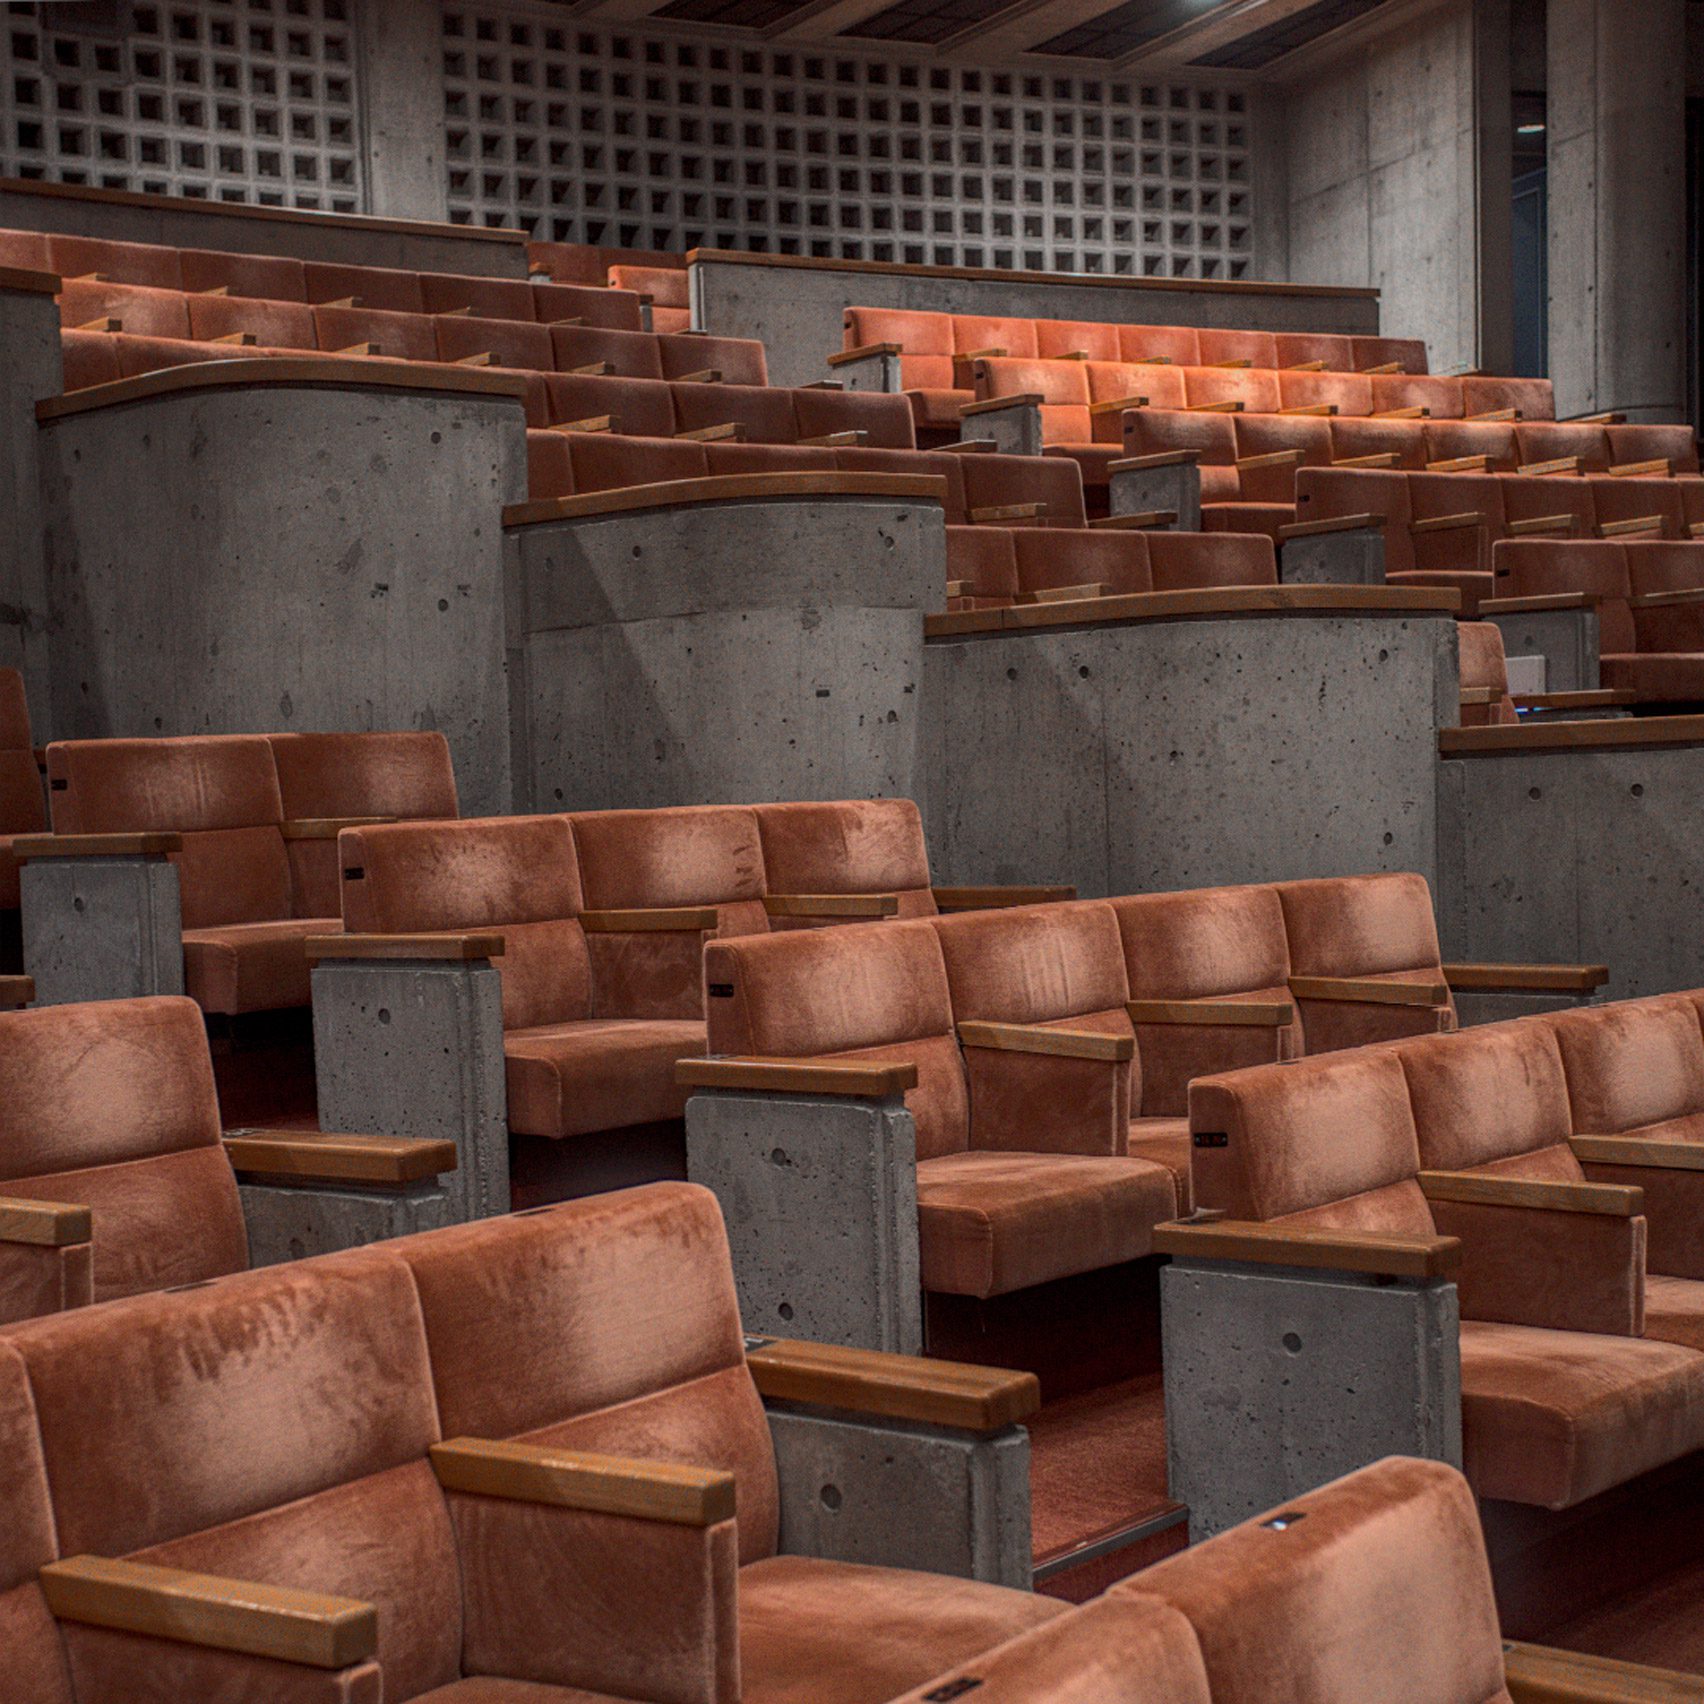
[[532, 278, 647, 330], [311, 301, 440, 362], [57, 278, 191, 340], [433, 312, 555, 372], [610, 261, 692, 332], [1, 1181, 1062, 1703], [184, 291, 318, 350], [1186, 1038, 1704, 1510], [46, 232, 182, 289], [57, 328, 122, 390], [1000, 526, 1277, 602], [659, 330, 767, 385], [176, 247, 307, 301], [0, 993, 455, 1322], [303, 259, 427, 313], [548, 321, 667, 378], [0, 669, 44, 968], [418, 271, 538, 320], [1457, 621, 1520, 724]]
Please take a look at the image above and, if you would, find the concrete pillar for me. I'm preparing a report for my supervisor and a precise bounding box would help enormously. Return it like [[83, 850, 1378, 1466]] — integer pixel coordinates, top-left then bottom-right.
[[237, 1180, 455, 1267], [353, 0, 450, 225], [20, 854, 183, 1006], [1474, 0, 1517, 377], [1547, 0, 1688, 420]]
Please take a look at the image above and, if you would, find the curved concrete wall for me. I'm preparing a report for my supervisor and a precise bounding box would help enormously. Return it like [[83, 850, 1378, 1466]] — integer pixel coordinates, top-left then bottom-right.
[[36, 364, 528, 816], [506, 477, 944, 812]]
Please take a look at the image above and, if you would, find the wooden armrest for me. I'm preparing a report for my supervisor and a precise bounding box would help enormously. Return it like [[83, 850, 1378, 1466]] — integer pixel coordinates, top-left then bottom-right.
[[1236, 449, 1304, 471], [1427, 454, 1492, 473], [1288, 974, 1449, 1006], [1152, 1217, 1461, 1279], [1599, 515, 1666, 538], [1507, 514, 1579, 536], [1408, 512, 1485, 535], [1442, 961, 1608, 992], [580, 906, 719, 932], [1373, 405, 1430, 419], [1186, 400, 1244, 413], [1571, 1136, 1704, 1174], [1521, 456, 1581, 476], [1512, 690, 1636, 710], [931, 883, 1076, 910], [40, 1555, 376, 1670], [1562, 411, 1627, 425], [796, 430, 869, 447], [1088, 394, 1150, 416], [74, 316, 121, 332], [1285, 360, 1328, 372], [0, 974, 33, 1008], [969, 501, 1047, 523], [1108, 450, 1200, 471], [13, 832, 183, 860], [1479, 592, 1594, 614], [746, 1335, 1038, 1431], [1607, 459, 1673, 478], [676, 368, 723, 384], [431, 1438, 734, 1526], [321, 296, 359, 309], [1126, 998, 1294, 1027], [945, 579, 972, 600], [541, 316, 587, 328], [1503, 1639, 1704, 1701], [1276, 513, 1385, 542], [1420, 1169, 1640, 1216], [956, 1019, 1133, 1062], [452, 351, 494, 367], [1459, 686, 1500, 706], [1058, 349, 1091, 361], [211, 331, 258, 347], [1361, 362, 1406, 375], [333, 342, 381, 356], [195, 285, 231, 297], [959, 392, 1041, 417], [674, 422, 744, 442], [1208, 358, 1254, 369], [1629, 588, 1704, 610], [1090, 510, 1178, 530], [279, 816, 395, 841], [1279, 403, 1338, 416], [762, 893, 899, 919], [1023, 582, 1111, 603], [940, 438, 996, 454], [676, 1056, 919, 1097], [827, 341, 903, 366], [303, 932, 504, 964], [1332, 453, 1402, 468], [1467, 407, 1520, 422], [567, 360, 614, 376], [957, 346, 1007, 362], [1133, 354, 1174, 364], [556, 414, 614, 433], [0, 1197, 91, 1248], [222, 1131, 458, 1186]]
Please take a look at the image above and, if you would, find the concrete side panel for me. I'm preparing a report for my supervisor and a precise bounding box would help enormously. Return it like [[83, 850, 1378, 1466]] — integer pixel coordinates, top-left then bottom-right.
[[238, 1181, 454, 1267], [21, 856, 183, 1006], [37, 385, 525, 817]]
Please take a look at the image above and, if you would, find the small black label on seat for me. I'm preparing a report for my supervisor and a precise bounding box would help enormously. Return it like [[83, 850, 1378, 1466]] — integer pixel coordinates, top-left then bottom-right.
[[708, 981, 734, 998], [50, 778, 66, 790], [343, 866, 365, 880], [1193, 1130, 1228, 1148]]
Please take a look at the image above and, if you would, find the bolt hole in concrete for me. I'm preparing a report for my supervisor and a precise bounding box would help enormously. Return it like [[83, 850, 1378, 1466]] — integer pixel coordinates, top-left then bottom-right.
[[821, 1484, 843, 1511], [1378, 649, 1389, 662], [1282, 1331, 1303, 1354], [378, 1008, 392, 1025], [430, 432, 442, 445], [1078, 665, 1091, 679], [1529, 787, 1542, 801], [1382, 832, 1393, 845], [1006, 667, 1018, 681], [1632, 783, 1645, 797], [72, 896, 84, 913], [769, 1147, 790, 1166], [779, 1301, 794, 1322], [438, 598, 449, 612], [290, 1239, 307, 1260]]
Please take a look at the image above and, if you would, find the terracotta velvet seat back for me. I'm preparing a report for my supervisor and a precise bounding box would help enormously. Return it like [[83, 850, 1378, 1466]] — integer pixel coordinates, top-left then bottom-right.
[[1118, 1457, 1509, 1704], [398, 1181, 781, 1564], [48, 735, 291, 931], [1551, 995, 1704, 1138], [340, 815, 591, 1032], [0, 1342, 72, 1704], [843, 306, 956, 391], [1492, 540, 1636, 653], [1110, 885, 1301, 1116], [1189, 1045, 1433, 1234], [1276, 872, 1457, 1051], [932, 902, 1135, 1154], [0, 997, 248, 1306], [753, 797, 936, 920], [1457, 623, 1518, 725], [268, 731, 459, 919], [0, 667, 44, 911], [569, 805, 769, 1019], [704, 918, 970, 1159], [8, 1244, 453, 1701]]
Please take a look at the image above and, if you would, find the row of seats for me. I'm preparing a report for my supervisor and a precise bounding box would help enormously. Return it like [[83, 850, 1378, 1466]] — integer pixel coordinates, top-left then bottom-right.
[[609, 259, 692, 331], [1124, 407, 1699, 539], [0, 223, 652, 326], [676, 873, 1509, 1305], [1293, 465, 1704, 613], [1185, 988, 1704, 1512], [837, 303, 1432, 436], [57, 276, 761, 383]]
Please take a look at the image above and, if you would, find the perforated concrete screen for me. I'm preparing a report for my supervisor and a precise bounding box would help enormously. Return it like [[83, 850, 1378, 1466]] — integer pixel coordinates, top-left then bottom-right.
[[0, 0, 362, 211], [442, 6, 1253, 280]]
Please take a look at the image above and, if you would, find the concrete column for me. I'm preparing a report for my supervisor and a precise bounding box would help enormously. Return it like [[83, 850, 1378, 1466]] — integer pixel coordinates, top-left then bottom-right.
[[1474, 0, 1517, 377], [20, 854, 183, 1006], [238, 1180, 454, 1267], [353, 0, 450, 225], [1547, 0, 1688, 420]]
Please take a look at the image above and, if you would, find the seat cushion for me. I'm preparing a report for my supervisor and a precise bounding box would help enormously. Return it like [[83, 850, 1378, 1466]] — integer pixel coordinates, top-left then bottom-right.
[[1601, 652, 1704, 702], [917, 1149, 1178, 1298], [1042, 442, 1123, 487], [504, 1017, 706, 1138], [1127, 1117, 1193, 1215], [181, 917, 339, 1014], [0, 835, 20, 911], [738, 1554, 1067, 1704], [1641, 1274, 1704, 1354], [1458, 1318, 1704, 1508], [907, 387, 971, 431]]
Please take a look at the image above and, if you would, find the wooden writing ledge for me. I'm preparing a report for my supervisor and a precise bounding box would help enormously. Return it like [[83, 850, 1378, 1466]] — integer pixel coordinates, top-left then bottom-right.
[[1441, 961, 1608, 993], [37, 356, 534, 422], [0, 1197, 92, 1247], [222, 1131, 458, 1187], [746, 1335, 1040, 1432], [1419, 1170, 1641, 1217], [13, 832, 182, 860], [1440, 714, 1704, 756], [1153, 1218, 1462, 1281], [303, 932, 505, 964], [925, 583, 1459, 638], [0, 264, 60, 296], [676, 1056, 918, 1098], [503, 471, 947, 528]]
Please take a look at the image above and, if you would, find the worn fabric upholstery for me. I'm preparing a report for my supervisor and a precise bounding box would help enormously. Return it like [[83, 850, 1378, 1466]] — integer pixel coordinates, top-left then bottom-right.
[[753, 798, 936, 919], [0, 1340, 73, 1703], [0, 997, 248, 1303], [1457, 623, 1518, 724]]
